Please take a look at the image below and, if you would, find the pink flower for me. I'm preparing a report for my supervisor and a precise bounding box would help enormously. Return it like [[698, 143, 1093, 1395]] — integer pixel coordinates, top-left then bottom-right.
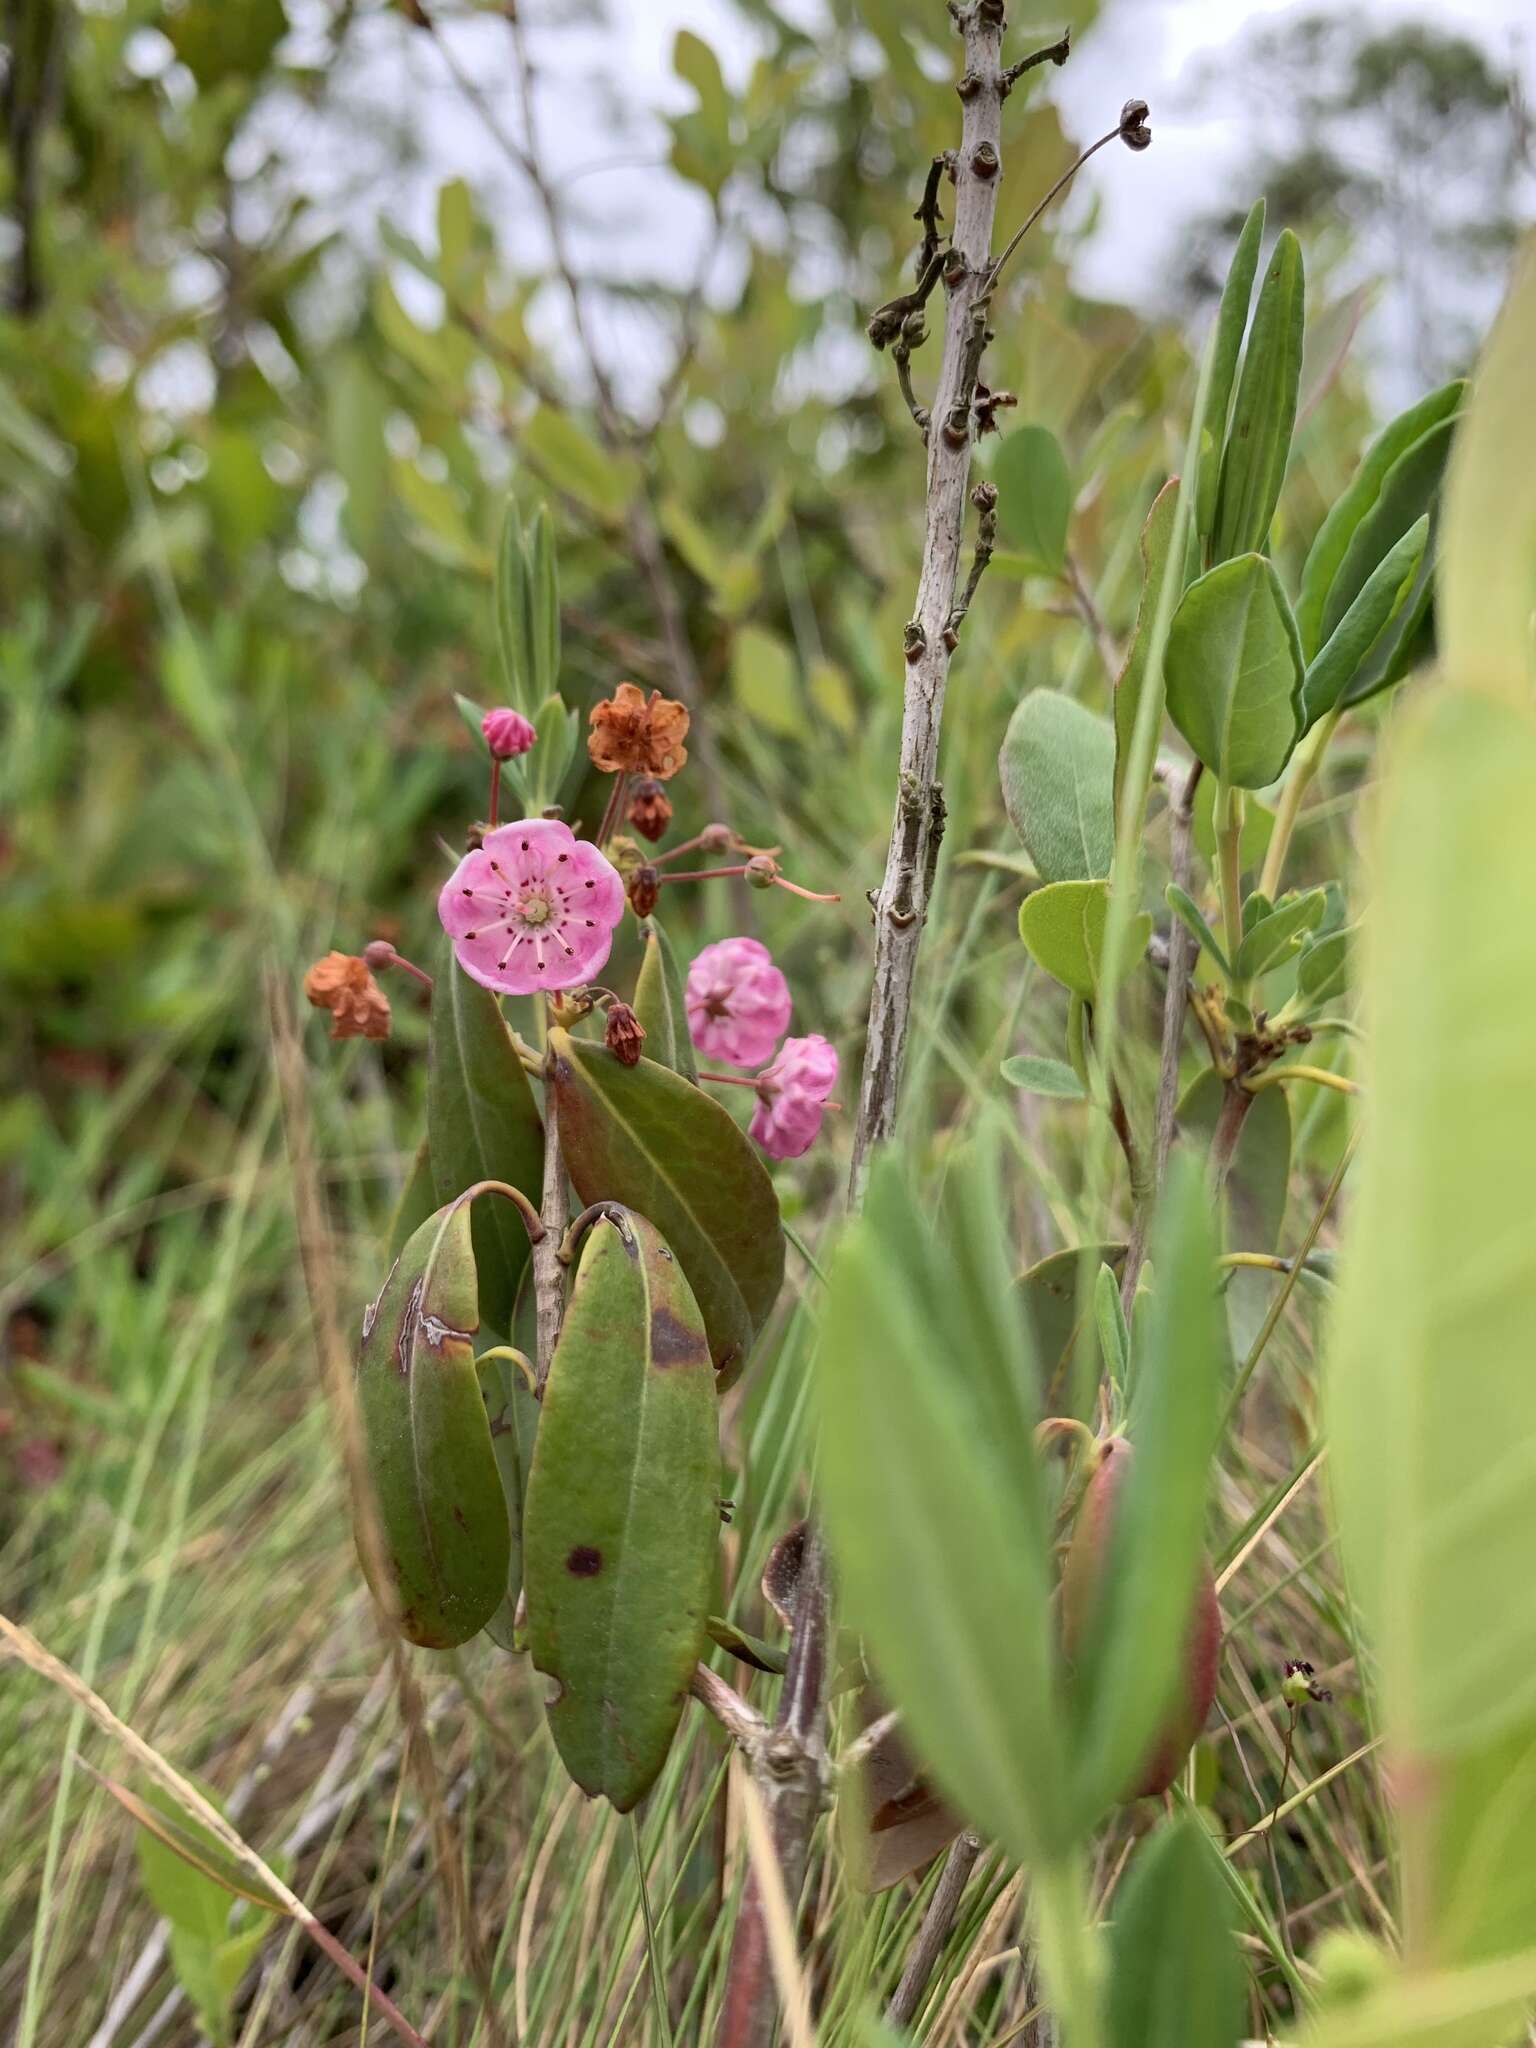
[[438, 819, 625, 996], [481, 707, 538, 760], [750, 1035, 838, 1160], [685, 936, 792, 1070]]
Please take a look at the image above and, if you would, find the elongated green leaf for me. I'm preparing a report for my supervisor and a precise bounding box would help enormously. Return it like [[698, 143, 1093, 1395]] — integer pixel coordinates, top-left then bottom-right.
[[1296, 925, 1352, 1009], [1302, 516, 1429, 731], [1018, 1244, 1126, 1410], [1068, 1157, 1226, 1823], [1166, 884, 1230, 977], [993, 423, 1072, 575], [526, 503, 560, 703], [524, 1209, 719, 1811], [1442, 246, 1536, 705], [1000, 692, 1115, 883], [1298, 377, 1466, 658], [1321, 419, 1458, 647], [495, 496, 532, 712], [633, 918, 698, 1081], [522, 407, 639, 525], [427, 944, 544, 1339], [548, 1030, 784, 1381], [1000, 1054, 1086, 1101], [1106, 1820, 1245, 2048], [1196, 198, 1266, 545], [1212, 229, 1304, 562], [134, 1786, 258, 1942], [1019, 881, 1152, 1002], [1232, 888, 1327, 982], [97, 1773, 289, 1918], [356, 1199, 511, 1647], [706, 1615, 787, 1675], [480, 1349, 539, 1651], [818, 1143, 1071, 1867], [1166, 554, 1303, 788], [1327, 689, 1536, 1763], [1114, 479, 1183, 817]]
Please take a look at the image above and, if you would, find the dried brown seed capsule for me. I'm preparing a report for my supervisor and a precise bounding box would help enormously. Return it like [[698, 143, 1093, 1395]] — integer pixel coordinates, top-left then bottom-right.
[[604, 1001, 646, 1067]]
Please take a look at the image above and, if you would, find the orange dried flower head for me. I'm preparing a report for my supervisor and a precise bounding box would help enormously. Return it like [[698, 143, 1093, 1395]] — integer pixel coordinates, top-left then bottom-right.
[[588, 682, 690, 780], [304, 952, 392, 1041]]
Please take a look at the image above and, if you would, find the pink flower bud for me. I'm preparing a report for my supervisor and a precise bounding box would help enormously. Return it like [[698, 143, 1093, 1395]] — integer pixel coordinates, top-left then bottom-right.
[[750, 1035, 838, 1160], [481, 707, 538, 760], [685, 936, 792, 1070]]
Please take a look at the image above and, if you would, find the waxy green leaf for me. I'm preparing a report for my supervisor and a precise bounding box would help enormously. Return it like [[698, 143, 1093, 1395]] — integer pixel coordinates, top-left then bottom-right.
[[1019, 881, 1152, 1002], [1298, 378, 1465, 658], [1232, 888, 1327, 982], [548, 1030, 784, 1382], [1166, 885, 1230, 978], [993, 423, 1072, 575], [1018, 1244, 1126, 1410], [1301, 516, 1429, 731], [1196, 198, 1266, 545], [1000, 691, 1115, 883], [427, 944, 544, 1339], [1166, 554, 1303, 789], [1000, 1054, 1087, 1101], [1322, 419, 1457, 651], [1114, 479, 1184, 818], [356, 1199, 511, 1648], [633, 917, 698, 1082], [1106, 1819, 1245, 2048], [1212, 228, 1305, 563], [480, 1348, 539, 1652], [524, 1209, 720, 1811]]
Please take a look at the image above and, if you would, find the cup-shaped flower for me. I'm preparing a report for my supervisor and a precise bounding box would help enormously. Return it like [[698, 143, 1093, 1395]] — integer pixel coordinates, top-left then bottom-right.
[[588, 682, 689, 779], [750, 1034, 838, 1160], [438, 819, 625, 996], [686, 936, 791, 1070], [482, 707, 538, 760]]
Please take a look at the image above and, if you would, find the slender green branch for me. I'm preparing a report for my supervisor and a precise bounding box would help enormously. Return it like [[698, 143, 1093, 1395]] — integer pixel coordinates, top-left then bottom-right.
[[1260, 708, 1341, 901]]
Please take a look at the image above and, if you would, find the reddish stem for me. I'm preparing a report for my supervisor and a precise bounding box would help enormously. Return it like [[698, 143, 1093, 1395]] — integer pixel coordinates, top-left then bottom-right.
[[489, 757, 502, 829], [595, 771, 630, 847]]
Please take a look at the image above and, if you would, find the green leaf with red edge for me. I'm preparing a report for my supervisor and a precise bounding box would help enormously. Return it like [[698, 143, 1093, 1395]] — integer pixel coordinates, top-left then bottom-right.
[[427, 941, 544, 1338], [524, 1209, 721, 1811], [92, 1770, 289, 1918], [356, 1198, 511, 1648], [633, 917, 698, 1082], [548, 1029, 784, 1383]]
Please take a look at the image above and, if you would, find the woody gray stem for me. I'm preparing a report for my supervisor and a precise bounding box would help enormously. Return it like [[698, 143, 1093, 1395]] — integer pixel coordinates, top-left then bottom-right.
[[848, 0, 1008, 1209]]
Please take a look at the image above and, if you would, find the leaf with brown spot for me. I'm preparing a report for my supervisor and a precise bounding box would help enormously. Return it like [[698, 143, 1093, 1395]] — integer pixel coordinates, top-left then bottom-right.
[[548, 1029, 784, 1383], [356, 1199, 511, 1648], [523, 1208, 720, 1810]]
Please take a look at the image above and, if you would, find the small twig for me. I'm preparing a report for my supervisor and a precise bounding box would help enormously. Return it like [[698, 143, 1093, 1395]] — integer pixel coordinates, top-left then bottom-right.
[[689, 1665, 770, 1749], [1244, 1064, 1358, 1098], [1063, 551, 1121, 682], [983, 100, 1151, 303], [1000, 30, 1072, 96], [887, 1832, 984, 2026], [946, 481, 1000, 643]]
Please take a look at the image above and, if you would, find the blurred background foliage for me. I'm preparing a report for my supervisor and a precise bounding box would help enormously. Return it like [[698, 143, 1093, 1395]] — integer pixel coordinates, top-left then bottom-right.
[[0, 1, 1530, 2041]]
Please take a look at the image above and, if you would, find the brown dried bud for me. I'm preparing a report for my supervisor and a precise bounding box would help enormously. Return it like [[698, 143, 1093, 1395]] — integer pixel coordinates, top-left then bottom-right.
[[604, 1001, 646, 1068], [627, 778, 673, 843], [1119, 98, 1152, 151], [303, 952, 391, 1042], [745, 855, 779, 892], [628, 865, 660, 918]]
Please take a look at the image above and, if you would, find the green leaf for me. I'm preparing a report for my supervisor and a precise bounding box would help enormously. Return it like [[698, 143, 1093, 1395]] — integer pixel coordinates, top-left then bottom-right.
[[385, 1137, 439, 1262], [1019, 881, 1152, 1002], [524, 1209, 719, 1811], [1166, 885, 1230, 978], [706, 1615, 788, 1675], [135, 1786, 246, 1943], [993, 424, 1072, 575], [1442, 250, 1536, 706], [633, 918, 698, 1082], [1321, 419, 1458, 648], [495, 496, 533, 713], [1327, 690, 1536, 1765], [98, 1773, 288, 1918], [480, 1347, 539, 1652], [1106, 1820, 1245, 2048], [1068, 1156, 1226, 1824], [1195, 199, 1266, 545], [1017, 1245, 1126, 1411], [1232, 888, 1327, 982], [1295, 926, 1352, 1009], [817, 1142, 1071, 1867], [168, 1924, 269, 2048], [356, 1198, 511, 1647], [548, 1030, 784, 1383], [1114, 480, 1185, 818], [526, 503, 561, 703], [999, 1054, 1087, 1101], [674, 28, 732, 144], [522, 408, 638, 525], [999, 692, 1115, 883], [1212, 228, 1305, 562], [427, 944, 545, 1340], [731, 624, 801, 736], [1298, 377, 1466, 658], [1301, 515, 1429, 731], [1191, 775, 1275, 870], [1166, 554, 1303, 789], [1179, 1069, 1292, 1257]]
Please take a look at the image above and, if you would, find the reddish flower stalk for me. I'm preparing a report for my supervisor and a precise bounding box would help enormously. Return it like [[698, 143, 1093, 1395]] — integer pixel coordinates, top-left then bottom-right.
[[661, 864, 840, 903]]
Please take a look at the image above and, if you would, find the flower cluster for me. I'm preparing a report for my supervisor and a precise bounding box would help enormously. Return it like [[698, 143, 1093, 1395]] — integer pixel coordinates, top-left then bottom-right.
[[685, 935, 837, 1160]]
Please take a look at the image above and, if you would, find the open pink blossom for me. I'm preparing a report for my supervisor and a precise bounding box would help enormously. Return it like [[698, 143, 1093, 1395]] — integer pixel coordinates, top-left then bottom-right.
[[685, 936, 792, 1070], [750, 1035, 838, 1160], [481, 707, 537, 759], [438, 818, 625, 996]]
